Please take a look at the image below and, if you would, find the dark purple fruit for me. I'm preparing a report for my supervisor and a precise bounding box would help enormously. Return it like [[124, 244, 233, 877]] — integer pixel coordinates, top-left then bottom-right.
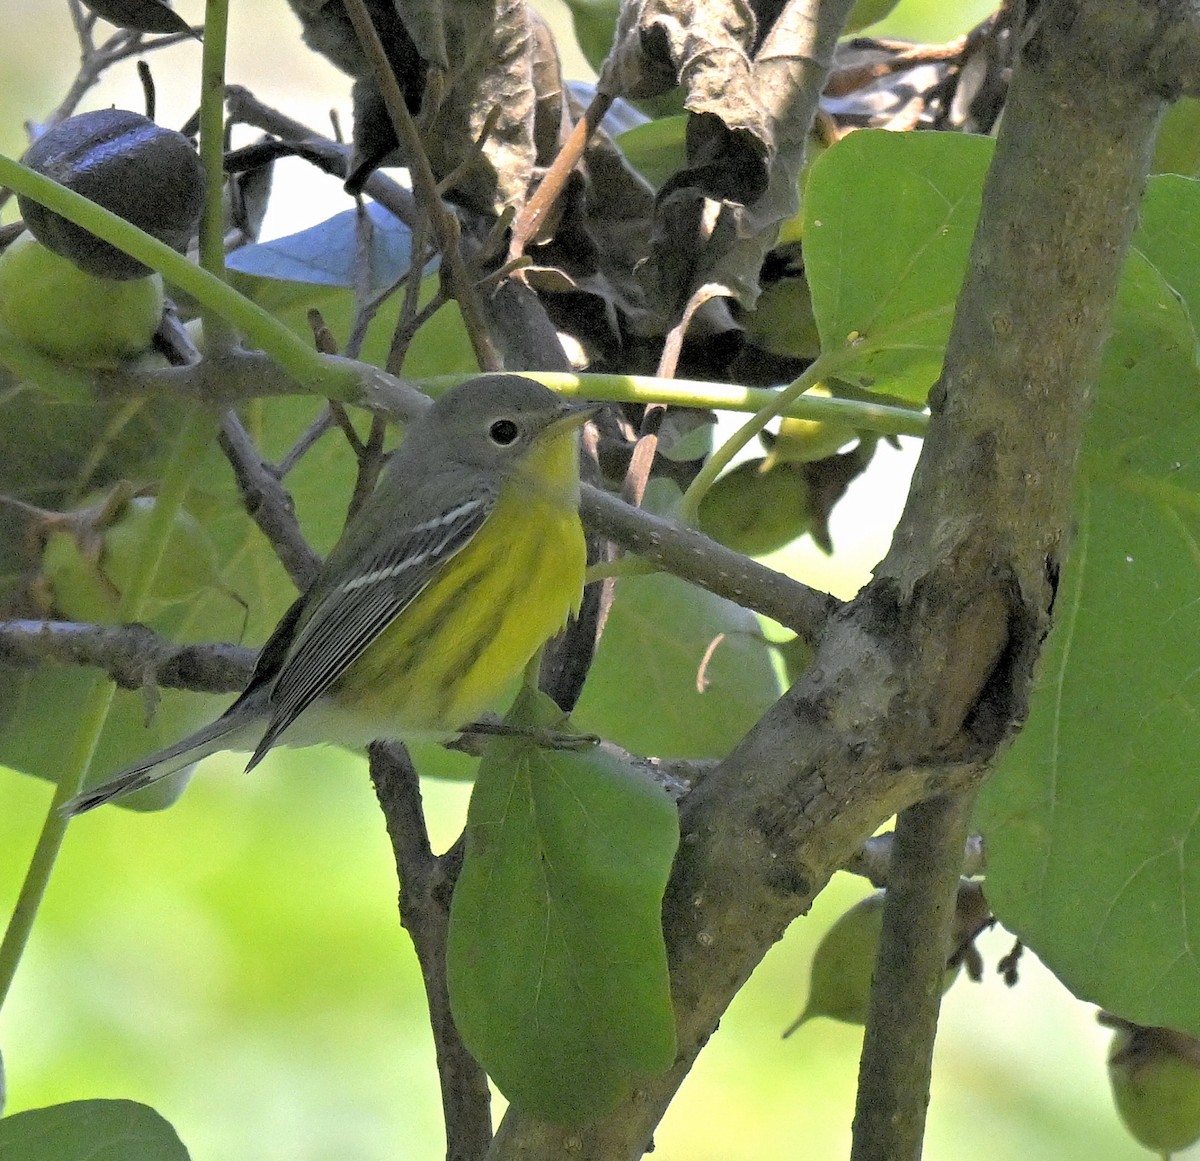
[[18, 109, 205, 280]]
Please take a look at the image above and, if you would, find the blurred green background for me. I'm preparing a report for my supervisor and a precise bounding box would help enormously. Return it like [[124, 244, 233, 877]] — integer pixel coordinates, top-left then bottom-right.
[[0, 1, 1174, 1158]]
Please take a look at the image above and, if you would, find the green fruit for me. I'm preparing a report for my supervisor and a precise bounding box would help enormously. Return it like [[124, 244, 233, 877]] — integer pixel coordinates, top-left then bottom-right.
[[104, 496, 223, 606], [784, 891, 959, 1034], [786, 892, 884, 1030], [40, 492, 222, 622], [41, 527, 121, 623], [842, 0, 902, 35], [1108, 1025, 1200, 1156], [698, 458, 813, 557], [761, 385, 857, 468], [744, 271, 822, 361], [0, 233, 163, 367], [763, 414, 855, 467]]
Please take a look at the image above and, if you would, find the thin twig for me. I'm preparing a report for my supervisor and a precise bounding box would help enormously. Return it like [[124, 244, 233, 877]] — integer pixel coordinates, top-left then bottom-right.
[[825, 35, 970, 98], [368, 742, 493, 1161], [623, 286, 723, 508], [387, 276, 447, 377], [280, 409, 338, 475], [340, 0, 500, 371], [325, 403, 366, 458], [507, 87, 613, 262], [345, 416, 389, 522], [435, 104, 504, 197], [218, 414, 321, 590]]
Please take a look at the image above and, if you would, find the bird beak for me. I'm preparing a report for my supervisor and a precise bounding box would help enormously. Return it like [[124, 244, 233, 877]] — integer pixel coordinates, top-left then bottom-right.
[[549, 400, 602, 434]]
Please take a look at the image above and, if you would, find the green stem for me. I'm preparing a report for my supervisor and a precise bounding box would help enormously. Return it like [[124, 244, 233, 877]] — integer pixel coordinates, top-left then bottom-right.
[[0, 155, 355, 399], [196, 0, 232, 349], [0, 682, 117, 1010], [0, 408, 215, 1011], [1, 13, 231, 1006], [423, 370, 930, 438], [677, 350, 853, 526]]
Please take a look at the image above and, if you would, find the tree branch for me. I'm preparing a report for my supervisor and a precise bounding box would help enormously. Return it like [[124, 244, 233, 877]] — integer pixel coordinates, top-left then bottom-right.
[[580, 487, 837, 641], [218, 413, 321, 590], [850, 792, 977, 1161], [368, 743, 493, 1161], [0, 619, 253, 692], [92, 349, 430, 415]]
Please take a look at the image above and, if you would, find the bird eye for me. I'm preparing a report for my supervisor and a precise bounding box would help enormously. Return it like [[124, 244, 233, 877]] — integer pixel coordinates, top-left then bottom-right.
[[488, 418, 520, 446]]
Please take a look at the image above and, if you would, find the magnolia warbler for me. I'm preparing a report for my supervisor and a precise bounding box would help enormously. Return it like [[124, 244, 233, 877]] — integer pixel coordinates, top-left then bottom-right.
[[65, 374, 597, 815]]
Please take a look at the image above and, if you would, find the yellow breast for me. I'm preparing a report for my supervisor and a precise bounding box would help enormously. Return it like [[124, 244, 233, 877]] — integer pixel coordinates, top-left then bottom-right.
[[331, 426, 586, 735]]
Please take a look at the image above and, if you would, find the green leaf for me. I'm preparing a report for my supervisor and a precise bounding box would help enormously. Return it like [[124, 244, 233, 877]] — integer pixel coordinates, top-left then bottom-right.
[[1132, 173, 1200, 350], [572, 571, 782, 759], [447, 687, 679, 1123], [561, 0, 621, 74], [803, 129, 994, 402], [976, 174, 1200, 1031], [0, 1099, 190, 1161]]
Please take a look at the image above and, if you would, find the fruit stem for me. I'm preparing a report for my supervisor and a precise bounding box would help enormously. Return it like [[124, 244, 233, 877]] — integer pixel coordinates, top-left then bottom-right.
[[423, 370, 931, 438], [0, 407, 215, 1011], [677, 349, 852, 527]]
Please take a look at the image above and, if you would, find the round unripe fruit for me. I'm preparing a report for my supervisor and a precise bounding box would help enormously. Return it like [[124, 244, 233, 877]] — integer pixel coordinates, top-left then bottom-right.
[[19, 108, 204, 280], [41, 527, 120, 624], [1108, 1025, 1200, 1156], [40, 494, 222, 622], [783, 891, 959, 1034], [698, 458, 813, 557], [843, 0, 902, 34], [0, 232, 163, 366], [103, 496, 221, 606], [761, 385, 857, 468], [744, 271, 822, 360]]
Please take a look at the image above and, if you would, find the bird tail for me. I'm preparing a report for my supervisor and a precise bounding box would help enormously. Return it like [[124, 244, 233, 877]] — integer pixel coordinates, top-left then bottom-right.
[[62, 712, 255, 816]]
